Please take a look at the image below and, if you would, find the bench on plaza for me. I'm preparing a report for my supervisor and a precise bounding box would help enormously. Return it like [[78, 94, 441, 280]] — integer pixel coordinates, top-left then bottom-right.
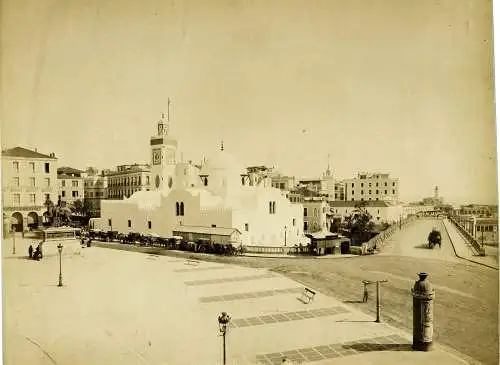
[[300, 287, 316, 304], [185, 259, 200, 266]]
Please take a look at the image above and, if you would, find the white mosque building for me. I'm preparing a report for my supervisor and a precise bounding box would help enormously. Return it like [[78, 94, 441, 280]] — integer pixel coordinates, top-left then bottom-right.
[[92, 109, 307, 249]]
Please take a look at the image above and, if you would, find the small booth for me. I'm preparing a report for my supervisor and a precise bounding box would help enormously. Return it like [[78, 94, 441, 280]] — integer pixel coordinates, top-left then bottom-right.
[[306, 231, 351, 256]]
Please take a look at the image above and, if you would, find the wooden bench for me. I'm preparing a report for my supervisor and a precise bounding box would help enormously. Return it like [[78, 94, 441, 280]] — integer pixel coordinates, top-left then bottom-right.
[[185, 259, 200, 266], [300, 288, 316, 304]]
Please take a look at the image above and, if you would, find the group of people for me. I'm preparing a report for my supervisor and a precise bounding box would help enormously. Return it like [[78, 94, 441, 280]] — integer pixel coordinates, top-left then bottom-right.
[[28, 243, 43, 261]]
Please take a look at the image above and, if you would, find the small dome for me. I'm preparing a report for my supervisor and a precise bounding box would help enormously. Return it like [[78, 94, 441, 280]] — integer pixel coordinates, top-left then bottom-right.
[[200, 149, 246, 175]]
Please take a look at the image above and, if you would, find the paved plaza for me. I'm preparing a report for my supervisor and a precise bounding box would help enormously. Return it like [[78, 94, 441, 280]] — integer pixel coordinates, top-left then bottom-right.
[[3, 236, 474, 365]]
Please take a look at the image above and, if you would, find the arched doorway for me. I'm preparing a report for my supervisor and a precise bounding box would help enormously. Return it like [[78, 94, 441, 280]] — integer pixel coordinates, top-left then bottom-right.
[[27, 212, 39, 230], [11, 212, 23, 232]]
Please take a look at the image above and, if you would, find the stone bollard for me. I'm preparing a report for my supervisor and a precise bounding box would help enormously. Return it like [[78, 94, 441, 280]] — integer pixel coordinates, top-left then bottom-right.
[[412, 273, 435, 351]]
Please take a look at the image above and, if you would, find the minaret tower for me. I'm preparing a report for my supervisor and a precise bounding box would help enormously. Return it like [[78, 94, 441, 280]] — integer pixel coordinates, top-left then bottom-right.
[[150, 98, 178, 194]]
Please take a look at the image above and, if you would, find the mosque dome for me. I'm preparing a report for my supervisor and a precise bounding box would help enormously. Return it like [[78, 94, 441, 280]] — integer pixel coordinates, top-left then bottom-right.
[[200, 148, 246, 176]]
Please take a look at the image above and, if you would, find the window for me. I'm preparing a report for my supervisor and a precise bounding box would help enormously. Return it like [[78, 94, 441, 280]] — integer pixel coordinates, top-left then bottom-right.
[[176, 202, 180, 216], [273, 201, 276, 214], [62, 180, 66, 187], [293, 218, 296, 227], [13, 161, 19, 172], [361, 190, 364, 195], [361, 183, 364, 187], [369, 183, 372, 187], [322, 207, 326, 213], [204, 177, 208, 186], [384, 182, 387, 186], [146, 176, 150, 185], [392, 182, 395, 186], [376, 190, 379, 194], [376, 183, 379, 187], [72, 180, 78, 187], [269, 201, 273, 214], [245, 223, 249, 231], [180, 202, 184, 216], [211, 224, 216, 228], [45, 163, 50, 173], [62, 191, 66, 197], [45, 178, 50, 187], [13, 177, 19, 186], [351, 183, 354, 188], [304, 221, 308, 231], [139, 176, 142, 185], [30, 177, 35, 187], [72, 191, 78, 197], [351, 190, 354, 195], [303, 208, 307, 216], [369, 190, 371, 194], [280, 183, 285, 189], [29, 194, 36, 204], [127, 220, 132, 227], [13, 193, 20, 205], [392, 189, 395, 194], [384, 190, 387, 194], [108, 219, 112, 227], [148, 221, 152, 229], [29, 162, 35, 172]]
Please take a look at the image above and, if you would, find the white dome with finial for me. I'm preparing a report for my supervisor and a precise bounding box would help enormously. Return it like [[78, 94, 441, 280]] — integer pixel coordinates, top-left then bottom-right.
[[199, 141, 246, 176]]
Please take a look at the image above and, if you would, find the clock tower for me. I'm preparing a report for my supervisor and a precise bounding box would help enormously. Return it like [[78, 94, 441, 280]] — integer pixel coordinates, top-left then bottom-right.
[[150, 98, 178, 194]]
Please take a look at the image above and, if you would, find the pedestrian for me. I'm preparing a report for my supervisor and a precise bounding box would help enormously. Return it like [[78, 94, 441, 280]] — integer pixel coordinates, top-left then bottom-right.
[[28, 244, 33, 259], [34, 246, 40, 261], [362, 280, 372, 303]]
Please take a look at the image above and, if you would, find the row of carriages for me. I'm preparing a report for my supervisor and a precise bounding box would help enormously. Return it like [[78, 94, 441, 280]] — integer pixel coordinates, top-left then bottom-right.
[[87, 230, 244, 256]]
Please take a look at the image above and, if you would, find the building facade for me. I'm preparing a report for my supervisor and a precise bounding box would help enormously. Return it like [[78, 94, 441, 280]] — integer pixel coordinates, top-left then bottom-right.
[[92, 112, 307, 248], [84, 167, 108, 218], [57, 167, 84, 206], [344, 172, 399, 202], [329, 200, 404, 224], [2, 147, 58, 231], [106, 164, 151, 199], [303, 197, 331, 233], [334, 181, 346, 201]]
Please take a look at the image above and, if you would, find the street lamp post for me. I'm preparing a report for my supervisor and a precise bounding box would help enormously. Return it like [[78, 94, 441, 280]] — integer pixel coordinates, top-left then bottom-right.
[[57, 243, 63, 287], [375, 279, 388, 323], [12, 229, 16, 255], [284, 226, 287, 247], [218, 312, 231, 365]]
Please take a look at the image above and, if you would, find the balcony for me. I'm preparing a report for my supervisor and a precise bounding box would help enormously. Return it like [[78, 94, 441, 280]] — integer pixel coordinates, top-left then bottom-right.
[[3, 205, 45, 212]]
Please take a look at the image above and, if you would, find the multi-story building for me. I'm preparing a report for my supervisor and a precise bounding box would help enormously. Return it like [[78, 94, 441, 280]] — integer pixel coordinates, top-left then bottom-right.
[[344, 172, 399, 202], [298, 179, 323, 195], [84, 167, 108, 217], [2, 147, 58, 231], [106, 164, 151, 199], [271, 175, 296, 192], [303, 197, 331, 233], [334, 181, 346, 201], [458, 204, 498, 217], [57, 167, 84, 206]]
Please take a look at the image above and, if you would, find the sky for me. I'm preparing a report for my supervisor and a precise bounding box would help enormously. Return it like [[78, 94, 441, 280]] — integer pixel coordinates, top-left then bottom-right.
[[1, 0, 497, 204]]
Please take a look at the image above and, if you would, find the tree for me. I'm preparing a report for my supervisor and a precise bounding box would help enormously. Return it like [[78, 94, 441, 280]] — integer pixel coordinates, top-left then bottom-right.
[[345, 202, 375, 245], [72, 199, 83, 214]]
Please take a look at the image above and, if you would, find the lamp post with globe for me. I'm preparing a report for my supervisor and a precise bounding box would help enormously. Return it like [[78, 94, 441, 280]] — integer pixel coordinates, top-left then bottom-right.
[[218, 312, 231, 364]]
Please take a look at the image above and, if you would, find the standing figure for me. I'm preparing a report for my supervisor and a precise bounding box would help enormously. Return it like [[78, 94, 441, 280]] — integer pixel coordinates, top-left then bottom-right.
[[362, 280, 373, 303], [34, 246, 41, 261], [28, 244, 33, 259]]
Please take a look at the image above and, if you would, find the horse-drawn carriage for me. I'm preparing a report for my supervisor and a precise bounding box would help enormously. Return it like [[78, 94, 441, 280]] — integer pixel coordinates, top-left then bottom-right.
[[428, 228, 442, 249]]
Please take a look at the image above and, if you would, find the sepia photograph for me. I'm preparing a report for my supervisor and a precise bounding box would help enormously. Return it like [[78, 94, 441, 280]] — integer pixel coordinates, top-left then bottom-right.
[[1, 0, 498, 364]]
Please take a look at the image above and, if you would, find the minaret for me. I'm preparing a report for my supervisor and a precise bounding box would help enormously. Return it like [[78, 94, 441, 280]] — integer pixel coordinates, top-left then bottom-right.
[[150, 97, 178, 194], [434, 186, 439, 199]]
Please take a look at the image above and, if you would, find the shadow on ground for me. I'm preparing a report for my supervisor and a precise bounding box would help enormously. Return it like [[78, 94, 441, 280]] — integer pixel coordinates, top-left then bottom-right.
[[343, 343, 413, 352]]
